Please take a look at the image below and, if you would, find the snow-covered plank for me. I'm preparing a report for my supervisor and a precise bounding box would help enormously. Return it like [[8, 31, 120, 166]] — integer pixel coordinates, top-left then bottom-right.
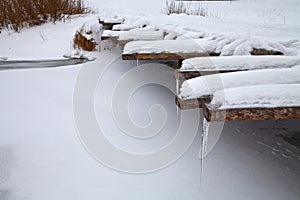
[[122, 37, 285, 60], [113, 23, 146, 31], [176, 68, 300, 109], [176, 56, 300, 80], [179, 68, 300, 99], [103, 19, 123, 24], [204, 84, 300, 121], [118, 29, 164, 45], [101, 30, 127, 41], [122, 39, 221, 60], [209, 84, 300, 109], [180, 56, 300, 71]]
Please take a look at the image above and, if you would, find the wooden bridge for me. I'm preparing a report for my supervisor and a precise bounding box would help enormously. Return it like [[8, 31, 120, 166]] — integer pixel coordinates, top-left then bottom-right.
[[98, 18, 300, 122]]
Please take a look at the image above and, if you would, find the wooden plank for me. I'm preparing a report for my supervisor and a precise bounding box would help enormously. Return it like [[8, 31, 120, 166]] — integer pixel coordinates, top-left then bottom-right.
[[251, 48, 284, 56], [101, 36, 119, 41], [103, 22, 121, 30], [204, 105, 300, 122], [175, 96, 212, 110], [175, 69, 243, 80], [274, 107, 300, 120], [118, 39, 132, 45], [122, 48, 283, 60], [122, 52, 220, 60]]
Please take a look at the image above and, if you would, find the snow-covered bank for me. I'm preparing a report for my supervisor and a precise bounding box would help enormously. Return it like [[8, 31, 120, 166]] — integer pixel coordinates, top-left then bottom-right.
[[0, 15, 98, 60], [88, 0, 300, 42], [1, 1, 300, 60]]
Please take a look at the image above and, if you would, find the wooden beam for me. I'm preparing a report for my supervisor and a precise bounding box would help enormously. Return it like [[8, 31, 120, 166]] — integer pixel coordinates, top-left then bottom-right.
[[122, 48, 283, 61], [98, 19, 104, 24], [175, 69, 243, 80], [251, 48, 284, 56], [175, 96, 212, 110], [118, 39, 132, 45], [204, 105, 300, 122], [178, 59, 183, 69], [101, 36, 119, 41], [103, 22, 121, 30], [122, 52, 220, 60]]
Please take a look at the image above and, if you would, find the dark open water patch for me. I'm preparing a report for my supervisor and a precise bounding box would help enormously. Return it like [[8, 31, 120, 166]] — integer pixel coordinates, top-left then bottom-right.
[[0, 58, 92, 70], [261, 120, 300, 149], [282, 131, 300, 149]]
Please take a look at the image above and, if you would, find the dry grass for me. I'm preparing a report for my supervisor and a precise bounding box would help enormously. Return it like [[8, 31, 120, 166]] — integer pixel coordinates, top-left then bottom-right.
[[73, 27, 97, 51], [0, 0, 91, 32], [162, 0, 209, 17], [162, 0, 189, 15]]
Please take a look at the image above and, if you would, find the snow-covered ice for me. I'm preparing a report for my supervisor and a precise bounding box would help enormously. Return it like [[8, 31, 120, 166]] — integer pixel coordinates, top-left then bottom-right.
[[1, 52, 300, 200]]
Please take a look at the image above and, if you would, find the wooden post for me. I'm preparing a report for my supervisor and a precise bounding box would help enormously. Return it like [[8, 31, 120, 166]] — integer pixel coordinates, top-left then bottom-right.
[[175, 96, 212, 110]]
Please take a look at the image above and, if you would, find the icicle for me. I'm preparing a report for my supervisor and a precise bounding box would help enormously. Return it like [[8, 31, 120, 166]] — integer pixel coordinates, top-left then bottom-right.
[[176, 78, 179, 117], [199, 117, 224, 189], [199, 117, 210, 189], [200, 117, 209, 160], [176, 78, 179, 95]]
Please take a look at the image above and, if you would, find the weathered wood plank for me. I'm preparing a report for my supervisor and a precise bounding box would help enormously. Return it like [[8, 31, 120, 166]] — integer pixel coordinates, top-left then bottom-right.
[[251, 48, 284, 56], [123, 48, 283, 60], [103, 22, 122, 30], [122, 52, 220, 60], [274, 107, 300, 120], [101, 36, 119, 41], [118, 39, 132, 45], [204, 105, 300, 122], [175, 69, 243, 80], [175, 96, 212, 110]]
